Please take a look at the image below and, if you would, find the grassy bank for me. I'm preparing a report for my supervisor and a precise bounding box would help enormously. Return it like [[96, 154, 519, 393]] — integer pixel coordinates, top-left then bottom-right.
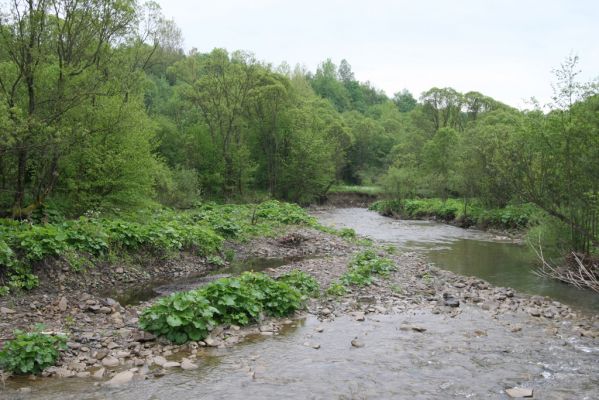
[[0, 201, 318, 296], [369, 198, 541, 231], [329, 185, 383, 196]]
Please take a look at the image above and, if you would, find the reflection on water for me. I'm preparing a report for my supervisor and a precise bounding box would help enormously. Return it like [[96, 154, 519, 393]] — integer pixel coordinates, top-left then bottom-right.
[[314, 208, 599, 312]]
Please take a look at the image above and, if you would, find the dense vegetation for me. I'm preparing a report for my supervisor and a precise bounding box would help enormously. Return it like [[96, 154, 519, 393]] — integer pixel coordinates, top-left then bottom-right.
[[0, 328, 67, 374], [139, 270, 319, 344], [0, 200, 316, 294], [369, 199, 541, 230], [0, 2, 597, 264]]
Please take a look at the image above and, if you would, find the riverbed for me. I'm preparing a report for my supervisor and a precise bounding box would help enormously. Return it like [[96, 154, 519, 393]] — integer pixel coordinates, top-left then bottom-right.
[[3, 208, 598, 400], [315, 207, 599, 313]]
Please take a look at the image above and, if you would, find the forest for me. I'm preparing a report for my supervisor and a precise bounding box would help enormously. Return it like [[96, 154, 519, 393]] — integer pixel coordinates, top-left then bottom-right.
[[0, 1, 598, 271]]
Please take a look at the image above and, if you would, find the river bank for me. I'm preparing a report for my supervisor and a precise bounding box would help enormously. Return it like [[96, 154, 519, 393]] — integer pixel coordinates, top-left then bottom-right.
[[1, 209, 598, 399]]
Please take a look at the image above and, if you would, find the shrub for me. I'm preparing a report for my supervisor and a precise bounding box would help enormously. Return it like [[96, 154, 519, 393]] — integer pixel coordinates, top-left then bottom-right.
[[0, 329, 67, 374], [139, 271, 312, 344], [277, 270, 320, 296], [138, 291, 219, 344], [255, 200, 316, 225], [326, 281, 347, 296], [340, 250, 396, 287]]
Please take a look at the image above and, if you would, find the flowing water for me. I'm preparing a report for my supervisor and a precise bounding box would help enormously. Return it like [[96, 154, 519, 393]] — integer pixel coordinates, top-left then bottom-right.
[[315, 208, 599, 313], [5, 208, 599, 400]]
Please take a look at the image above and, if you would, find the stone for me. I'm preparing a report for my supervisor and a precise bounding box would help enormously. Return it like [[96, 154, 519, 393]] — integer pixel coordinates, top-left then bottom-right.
[[321, 308, 332, 316], [115, 267, 125, 274], [94, 350, 108, 360], [76, 372, 91, 378], [351, 338, 365, 348], [105, 370, 134, 386], [132, 331, 156, 343], [354, 312, 365, 321], [54, 367, 75, 378], [400, 324, 426, 333], [0, 307, 15, 314], [181, 359, 199, 370], [92, 368, 106, 379], [18, 387, 32, 393], [58, 296, 68, 312], [505, 387, 533, 398], [528, 308, 541, 317], [152, 355, 167, 367], [163, 361, 181, 368], [101, 356, 120, 368], [204, 337, 218, 347]]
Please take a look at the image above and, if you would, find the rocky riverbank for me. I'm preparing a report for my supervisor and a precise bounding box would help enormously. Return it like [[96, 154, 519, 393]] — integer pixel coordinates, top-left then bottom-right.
[[1, 225, 598, 398]]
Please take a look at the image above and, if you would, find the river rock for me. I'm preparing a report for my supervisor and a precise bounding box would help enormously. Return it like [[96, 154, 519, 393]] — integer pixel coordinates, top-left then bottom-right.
[[58, 296, 68, 312], [101, 356, 120, 368], [181, 359, 199, 370], [92, 368, 106, 379], [354, 312, 365, 321], [105, 370, 134, 386], [152, 355, 167, 367], [505, 387, 533, 398], [0, 307, 15, 314], [351, 338, 365, 348], [163, 361, 181, 368]]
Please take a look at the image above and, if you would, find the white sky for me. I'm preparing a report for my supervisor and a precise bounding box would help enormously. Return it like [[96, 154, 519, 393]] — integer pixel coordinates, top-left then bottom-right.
[[156, 0, 599, 109]]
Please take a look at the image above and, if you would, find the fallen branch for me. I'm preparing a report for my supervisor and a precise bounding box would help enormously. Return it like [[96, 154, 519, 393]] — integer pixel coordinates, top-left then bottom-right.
[[532, 244, 599, 293]]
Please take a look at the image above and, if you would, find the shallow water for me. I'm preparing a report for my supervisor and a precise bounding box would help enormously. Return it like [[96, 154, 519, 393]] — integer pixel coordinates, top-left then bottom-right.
[[8, 310, 599, 399], [315, 208, 599, 312], [4, 208, 599, 399]]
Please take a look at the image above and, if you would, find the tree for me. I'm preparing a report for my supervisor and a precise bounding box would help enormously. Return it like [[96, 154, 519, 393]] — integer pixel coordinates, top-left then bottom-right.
[[393, 89, 417, 113]]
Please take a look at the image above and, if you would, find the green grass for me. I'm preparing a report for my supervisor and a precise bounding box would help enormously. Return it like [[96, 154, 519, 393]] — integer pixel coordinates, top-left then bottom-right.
[[329, 185, 383, 196]]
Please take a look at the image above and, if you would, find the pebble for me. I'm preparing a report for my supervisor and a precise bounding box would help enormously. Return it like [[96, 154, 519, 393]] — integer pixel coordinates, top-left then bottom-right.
[[181, 359, 199, 370], [163, 361, 181, 368], [351, 338, 365, 348], [101, 356, 120, 368], [105, 370, 134, 386]]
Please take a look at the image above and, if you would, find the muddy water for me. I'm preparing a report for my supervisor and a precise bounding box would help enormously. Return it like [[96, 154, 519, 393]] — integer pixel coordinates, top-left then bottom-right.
[[315, 208, 599, 312]]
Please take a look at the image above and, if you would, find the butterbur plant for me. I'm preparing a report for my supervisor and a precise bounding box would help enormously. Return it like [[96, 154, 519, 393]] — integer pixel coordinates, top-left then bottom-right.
[[139, 270, 315, 344], [0, 328, 67, 374]]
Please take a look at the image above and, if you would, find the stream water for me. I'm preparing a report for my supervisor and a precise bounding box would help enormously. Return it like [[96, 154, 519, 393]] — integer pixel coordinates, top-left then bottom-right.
[[315, 208, 599, 313], [5, 208, 598, 400]]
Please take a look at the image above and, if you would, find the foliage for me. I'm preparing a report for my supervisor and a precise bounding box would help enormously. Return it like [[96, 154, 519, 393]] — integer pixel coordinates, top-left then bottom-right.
[[326, 281, 347, 296], [340, 250, 396, 287], [277, 270, 320, 296], [369, 199, 540, 230], [0, 329, 67, 374], [138, 291, 219, 344], [139, 270, 314, 344]]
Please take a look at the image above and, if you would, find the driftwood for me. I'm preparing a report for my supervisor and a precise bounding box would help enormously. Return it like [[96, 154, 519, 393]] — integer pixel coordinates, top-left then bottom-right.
[[533, 244, 599, 293]]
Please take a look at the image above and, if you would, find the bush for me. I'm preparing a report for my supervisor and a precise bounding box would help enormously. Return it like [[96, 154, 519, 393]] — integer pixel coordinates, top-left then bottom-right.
[[277, 270, 320, 296], [0, 329, 67, 374], [139, 271, 314, 344], [341, 250, 396, 287], [138, 291, 219, 344], [326, 281, 347, 296], [255, 200, 317, 225]]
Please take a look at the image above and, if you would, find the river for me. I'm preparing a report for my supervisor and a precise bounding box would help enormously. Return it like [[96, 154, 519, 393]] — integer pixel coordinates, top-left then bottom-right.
[[5, 207, 598, 400], [315, 207, 599, 313]]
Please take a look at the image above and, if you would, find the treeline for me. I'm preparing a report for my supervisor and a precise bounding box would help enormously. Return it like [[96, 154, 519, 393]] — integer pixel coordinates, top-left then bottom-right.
[[0, 2, 597, 253]]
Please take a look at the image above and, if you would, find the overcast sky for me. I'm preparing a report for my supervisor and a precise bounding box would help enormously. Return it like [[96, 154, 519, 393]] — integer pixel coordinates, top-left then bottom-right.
[[156, 0, 599, 108]]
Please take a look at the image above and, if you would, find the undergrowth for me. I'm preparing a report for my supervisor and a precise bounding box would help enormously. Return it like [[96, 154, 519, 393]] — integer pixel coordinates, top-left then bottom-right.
[[0, 200, 317, 295], [138, 270, 319, 344]]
